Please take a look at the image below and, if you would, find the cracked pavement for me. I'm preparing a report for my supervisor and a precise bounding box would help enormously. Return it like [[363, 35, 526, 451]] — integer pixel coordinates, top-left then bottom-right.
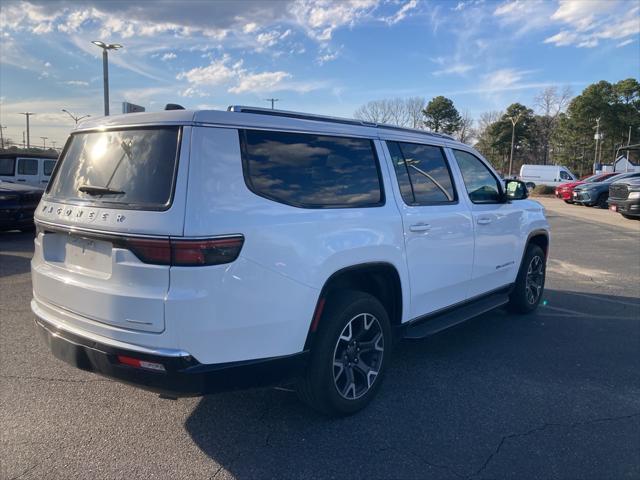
[[1, 208, 640, 479]]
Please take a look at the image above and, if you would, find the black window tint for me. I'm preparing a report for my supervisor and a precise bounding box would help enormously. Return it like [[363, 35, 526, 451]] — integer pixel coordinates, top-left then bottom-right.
[[0, 158, 15, 175], [387, 141, 455, 205], [241, 130, 383, 208], [46, 127, 180, 210], [43, 160, 56, 176], [453, 150, 502, 203], [18, 158, 38, 175]]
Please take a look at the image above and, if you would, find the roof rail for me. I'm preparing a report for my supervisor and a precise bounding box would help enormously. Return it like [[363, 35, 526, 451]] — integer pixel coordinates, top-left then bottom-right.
[[226, 105, 454, 140]]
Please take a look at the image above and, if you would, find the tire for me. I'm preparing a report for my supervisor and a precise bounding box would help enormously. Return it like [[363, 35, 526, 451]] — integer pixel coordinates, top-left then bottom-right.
[[596, 194, 608, 209], [525, 182, 536, 190], [297, 290, 391, 416], [508, 244, 546, 314], [564, 200, 573, 204], [621, 214, 639, 220]]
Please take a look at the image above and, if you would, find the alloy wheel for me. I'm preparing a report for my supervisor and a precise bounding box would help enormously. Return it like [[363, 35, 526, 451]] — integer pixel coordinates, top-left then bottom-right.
[[332, 313, 384, 400], [525, 255, 544, 304]]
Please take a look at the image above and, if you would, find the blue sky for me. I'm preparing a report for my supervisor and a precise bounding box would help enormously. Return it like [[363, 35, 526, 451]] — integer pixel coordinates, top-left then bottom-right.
[[0, 0, 638, 147]]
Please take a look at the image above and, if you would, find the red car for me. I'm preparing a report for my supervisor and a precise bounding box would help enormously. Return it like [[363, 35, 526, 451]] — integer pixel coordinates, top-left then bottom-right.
[[555, 172, 620, 203]]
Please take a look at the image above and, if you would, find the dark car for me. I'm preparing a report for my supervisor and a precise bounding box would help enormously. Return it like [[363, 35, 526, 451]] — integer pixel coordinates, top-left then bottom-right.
[[608, 177, 640, 219], [572, 172, 640, 207], [0, 180, 45, 232]]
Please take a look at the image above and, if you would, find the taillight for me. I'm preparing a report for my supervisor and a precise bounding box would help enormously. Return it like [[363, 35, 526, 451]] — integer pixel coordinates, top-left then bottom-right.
[[124, 235, 244, 266], [125, 238, 172, 265]]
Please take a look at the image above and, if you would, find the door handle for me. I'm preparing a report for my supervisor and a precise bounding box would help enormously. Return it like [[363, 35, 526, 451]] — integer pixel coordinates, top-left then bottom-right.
[[409, 223, 431, 233], [17, 179, 26, 182], [477, 217, 492, 225]]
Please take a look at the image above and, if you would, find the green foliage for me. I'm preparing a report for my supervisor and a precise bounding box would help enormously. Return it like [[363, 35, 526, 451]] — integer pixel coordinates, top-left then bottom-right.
[[423, 96, 461, 134], [531, 185, 555, 195], [475, 79, 640, 177]]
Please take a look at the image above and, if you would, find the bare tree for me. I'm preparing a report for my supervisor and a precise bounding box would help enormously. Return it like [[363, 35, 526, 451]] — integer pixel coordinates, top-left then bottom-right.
[[405, 97, 427, 129], [354, 97, 426, 129], [477, 110, 502, 137], [455, 111, 475, 144], [534, 86, 572, 164]]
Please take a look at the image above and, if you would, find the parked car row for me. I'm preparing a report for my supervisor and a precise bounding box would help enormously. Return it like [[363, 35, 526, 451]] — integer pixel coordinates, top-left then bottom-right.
[[554, 171, 640, 220], [0, 153, 57, 232]]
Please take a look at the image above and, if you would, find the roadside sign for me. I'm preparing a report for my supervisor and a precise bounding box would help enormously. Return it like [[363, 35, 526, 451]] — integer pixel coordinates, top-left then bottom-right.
[[122, 102, 145, 114]]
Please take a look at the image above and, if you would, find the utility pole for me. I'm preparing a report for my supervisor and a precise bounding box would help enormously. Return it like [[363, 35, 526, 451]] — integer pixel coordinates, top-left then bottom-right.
[[92, 41, 123, 116], [40, 136, 48, 149], [593, 117, 601, 173], [628, 126, 632, 146], [507, 112, 523, 177], [20, 112, 34, 149], [22, 131, 25, 149], [265, 98, 279, 110], [0, 125, 6, 149]]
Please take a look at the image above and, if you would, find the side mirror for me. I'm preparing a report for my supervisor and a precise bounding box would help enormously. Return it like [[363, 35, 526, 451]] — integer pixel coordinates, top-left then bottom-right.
[[504, 179, 529, 200]]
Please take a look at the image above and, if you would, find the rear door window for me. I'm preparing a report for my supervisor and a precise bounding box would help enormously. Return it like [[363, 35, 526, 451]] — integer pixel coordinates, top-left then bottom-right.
[[240, 129, 384, 208], [46, 127, 180, 210], [18, 158, 38, 175], [386, 141, 456, 205]]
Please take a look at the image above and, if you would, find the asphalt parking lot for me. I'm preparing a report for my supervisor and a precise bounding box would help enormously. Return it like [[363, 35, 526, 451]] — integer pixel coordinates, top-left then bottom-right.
[[1, 205, 639, 480]]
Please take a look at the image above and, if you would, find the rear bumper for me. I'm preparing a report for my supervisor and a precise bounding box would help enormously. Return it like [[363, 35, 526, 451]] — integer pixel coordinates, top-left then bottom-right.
[[35, 315, 309, 397]]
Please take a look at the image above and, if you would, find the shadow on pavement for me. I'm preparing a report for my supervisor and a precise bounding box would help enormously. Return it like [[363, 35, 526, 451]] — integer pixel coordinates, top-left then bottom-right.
[[184, 289, 640, 479]]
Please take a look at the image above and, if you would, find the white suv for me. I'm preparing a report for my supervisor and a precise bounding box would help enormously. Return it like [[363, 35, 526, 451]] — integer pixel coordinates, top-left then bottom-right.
[[31, 106, 549, 416]]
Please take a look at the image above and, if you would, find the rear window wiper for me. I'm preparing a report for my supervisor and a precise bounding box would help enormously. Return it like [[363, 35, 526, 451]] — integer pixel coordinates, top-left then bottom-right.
[[78, 185, 125, 196]]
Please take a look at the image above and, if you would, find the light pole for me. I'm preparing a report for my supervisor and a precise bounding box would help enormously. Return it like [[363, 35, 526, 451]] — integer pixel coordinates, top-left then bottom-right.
[[507, 112, 523, 177], [62, 109, 91, 125], [40, 136, 48, 149], [92, 41, 123, 116], [0, 125, 6, 149], [20, 112, 34, 149]]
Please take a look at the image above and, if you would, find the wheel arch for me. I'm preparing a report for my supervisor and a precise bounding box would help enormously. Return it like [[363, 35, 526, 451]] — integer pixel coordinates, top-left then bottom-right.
[[303, 262, 403, 350]]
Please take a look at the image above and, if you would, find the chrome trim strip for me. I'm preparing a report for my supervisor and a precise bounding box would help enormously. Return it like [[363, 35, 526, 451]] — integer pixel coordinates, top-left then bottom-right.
[[35, 219, 244, 241]]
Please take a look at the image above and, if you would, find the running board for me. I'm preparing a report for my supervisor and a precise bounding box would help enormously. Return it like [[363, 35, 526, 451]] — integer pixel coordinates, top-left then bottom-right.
[[403, 293, 510, 340]]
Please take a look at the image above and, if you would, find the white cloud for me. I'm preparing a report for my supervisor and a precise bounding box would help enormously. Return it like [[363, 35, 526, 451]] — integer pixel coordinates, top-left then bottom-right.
[[481, 68, 531, 91], [288, 0, 380, 41], [433, 63, 474, 76], [161, 52, 177, 61], [382, 0, 418, 25], [229, 71, 291, 94], [617, 39, 634, 48], [179, 87, 208, 97], [177, 55, 292, 94], [177, 55, 238, 86], [65, 80, 89, 86], [495, 0, 640, 48]]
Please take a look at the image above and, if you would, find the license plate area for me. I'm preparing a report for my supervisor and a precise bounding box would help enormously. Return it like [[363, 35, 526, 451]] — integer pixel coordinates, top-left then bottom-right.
[[64, 235, 112, 275]]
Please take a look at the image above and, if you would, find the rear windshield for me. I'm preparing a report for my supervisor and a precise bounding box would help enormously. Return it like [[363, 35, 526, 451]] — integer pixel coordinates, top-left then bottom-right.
[[47, 127, 180, 210]]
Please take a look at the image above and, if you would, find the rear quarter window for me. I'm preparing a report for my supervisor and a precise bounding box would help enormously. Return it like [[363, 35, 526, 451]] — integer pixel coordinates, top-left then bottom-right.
[[240, 129, 384, 208], [46, 127, 180, 210], [0, 158, 15, 176]]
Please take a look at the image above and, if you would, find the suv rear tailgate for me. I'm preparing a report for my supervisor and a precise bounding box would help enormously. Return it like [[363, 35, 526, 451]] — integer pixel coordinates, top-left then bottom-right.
[[32, 126, 191, 334]]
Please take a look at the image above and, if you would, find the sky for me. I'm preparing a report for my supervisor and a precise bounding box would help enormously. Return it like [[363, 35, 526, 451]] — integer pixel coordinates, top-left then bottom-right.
[[0, 0, 638, 148]]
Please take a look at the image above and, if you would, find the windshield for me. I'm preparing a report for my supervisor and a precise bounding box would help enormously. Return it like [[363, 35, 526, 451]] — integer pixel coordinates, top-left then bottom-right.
[[46, 127, 180, 210]]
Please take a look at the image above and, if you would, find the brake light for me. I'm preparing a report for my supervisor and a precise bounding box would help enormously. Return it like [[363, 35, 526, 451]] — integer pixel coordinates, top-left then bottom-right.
[[124, 235, 244, 266]]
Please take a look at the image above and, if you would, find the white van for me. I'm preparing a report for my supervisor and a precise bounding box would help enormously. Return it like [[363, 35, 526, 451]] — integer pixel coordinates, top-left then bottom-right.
[[0, 153, 58, 187], [31, 106, 549, 415], [519, 164, 576, 188]]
